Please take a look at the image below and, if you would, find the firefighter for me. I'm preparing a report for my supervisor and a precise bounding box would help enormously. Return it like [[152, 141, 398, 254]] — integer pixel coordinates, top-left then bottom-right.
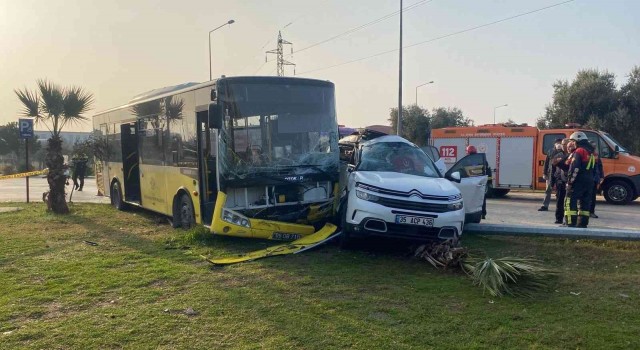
[[565, 132, 596, 228], [466, 145, 491, 219]]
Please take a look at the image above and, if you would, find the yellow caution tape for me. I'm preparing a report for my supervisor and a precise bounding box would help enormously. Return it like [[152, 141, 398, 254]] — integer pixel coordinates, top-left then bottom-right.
[[0, 168, 49, 180], [205, 223, 339, 265]]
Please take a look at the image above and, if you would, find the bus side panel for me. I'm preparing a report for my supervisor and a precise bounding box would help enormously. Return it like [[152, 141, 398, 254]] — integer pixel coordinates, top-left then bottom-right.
[[139, 164, 169, 215], [163, 166, 202, 224], [499, 137, 534, 188], [432, 138, 467, 171]]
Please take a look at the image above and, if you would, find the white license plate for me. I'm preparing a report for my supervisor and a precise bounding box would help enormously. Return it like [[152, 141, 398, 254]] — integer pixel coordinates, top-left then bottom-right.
[[395, 215, 434, 227]]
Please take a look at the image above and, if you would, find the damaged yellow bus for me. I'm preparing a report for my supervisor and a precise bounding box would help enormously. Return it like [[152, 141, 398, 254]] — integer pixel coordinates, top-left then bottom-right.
[[93, 76, 339, 240]]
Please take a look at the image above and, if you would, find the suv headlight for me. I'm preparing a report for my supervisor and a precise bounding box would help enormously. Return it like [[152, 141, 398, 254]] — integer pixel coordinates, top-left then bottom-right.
[[447, 201, 463, 210], [356, 189, 380, 202], [222, 209, 251, 228]]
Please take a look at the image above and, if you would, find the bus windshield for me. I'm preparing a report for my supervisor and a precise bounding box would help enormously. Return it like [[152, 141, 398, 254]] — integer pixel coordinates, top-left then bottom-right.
[[218, 80, 338, 181], [602, 132, 628, 153]]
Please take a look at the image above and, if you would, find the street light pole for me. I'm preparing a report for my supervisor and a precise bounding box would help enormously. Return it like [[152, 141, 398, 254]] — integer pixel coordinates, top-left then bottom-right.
[[415, 81, 434, 106], [397, 0, 403, 136], [493, 104, 508, 124], [209, 19, 235, 81]]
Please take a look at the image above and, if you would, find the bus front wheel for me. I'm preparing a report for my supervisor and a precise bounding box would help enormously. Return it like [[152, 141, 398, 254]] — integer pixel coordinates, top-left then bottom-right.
[[174, 194, 195, 229]]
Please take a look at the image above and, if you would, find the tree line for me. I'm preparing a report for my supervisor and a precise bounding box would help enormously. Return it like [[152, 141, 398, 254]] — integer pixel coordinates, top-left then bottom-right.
[[388, 105, 473, 146], [537, 67, 640, 155]]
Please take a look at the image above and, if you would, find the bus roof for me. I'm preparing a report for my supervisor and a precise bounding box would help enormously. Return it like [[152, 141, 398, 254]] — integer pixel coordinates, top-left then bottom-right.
[[93, 76, 333, 117]]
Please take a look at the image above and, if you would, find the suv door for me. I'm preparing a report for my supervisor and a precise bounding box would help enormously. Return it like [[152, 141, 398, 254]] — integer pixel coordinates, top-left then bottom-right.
[[445, 153, 488, 216], [421, 145, 446, 175]]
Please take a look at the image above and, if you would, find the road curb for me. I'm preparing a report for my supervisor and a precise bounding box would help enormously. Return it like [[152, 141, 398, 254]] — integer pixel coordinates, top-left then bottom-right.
[[465, 223, 640, 241]]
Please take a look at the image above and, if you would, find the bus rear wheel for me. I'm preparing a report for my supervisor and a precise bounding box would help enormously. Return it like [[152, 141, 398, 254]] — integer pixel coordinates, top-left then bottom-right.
[[110, 182, 126, 211], [174, 194, 195, 229]]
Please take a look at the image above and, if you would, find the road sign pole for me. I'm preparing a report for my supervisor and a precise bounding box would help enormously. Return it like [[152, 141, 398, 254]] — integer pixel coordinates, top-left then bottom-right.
[[26, 141, 29, 203], [19, 118, 34, 203], [24, 139, 29, 203]]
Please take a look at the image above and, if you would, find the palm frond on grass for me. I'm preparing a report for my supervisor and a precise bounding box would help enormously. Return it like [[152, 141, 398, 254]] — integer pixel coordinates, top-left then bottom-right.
[[463, 257, 557, 297], [415, 239, 469, 270]]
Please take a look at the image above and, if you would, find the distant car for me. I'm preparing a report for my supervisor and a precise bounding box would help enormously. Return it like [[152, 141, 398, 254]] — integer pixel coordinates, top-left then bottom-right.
[[339, 135, 488, 247]]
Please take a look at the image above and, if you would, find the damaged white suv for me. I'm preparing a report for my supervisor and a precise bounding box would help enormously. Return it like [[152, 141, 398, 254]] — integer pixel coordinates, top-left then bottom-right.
[[339, 135, 487, 246]]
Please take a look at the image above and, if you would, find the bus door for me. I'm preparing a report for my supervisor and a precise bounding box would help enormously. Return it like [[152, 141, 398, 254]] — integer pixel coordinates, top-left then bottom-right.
[[121, 123, 141, 203], [197, 110, 218, 225]]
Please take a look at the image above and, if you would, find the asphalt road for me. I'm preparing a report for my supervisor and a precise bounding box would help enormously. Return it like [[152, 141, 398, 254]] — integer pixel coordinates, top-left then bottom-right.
[[484, 191, 640, 231], [0, 176, 109, 204], [2, 178, 638, 231]]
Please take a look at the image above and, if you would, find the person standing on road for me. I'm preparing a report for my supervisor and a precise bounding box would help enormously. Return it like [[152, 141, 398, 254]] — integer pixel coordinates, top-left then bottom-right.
[[466, 145, 491, 219], [72, 153, 88, 191], [589, 141, 604, 218], [565, 132, 596, 228], [539, 138, 564, 211], [552, 138, 571, 224]]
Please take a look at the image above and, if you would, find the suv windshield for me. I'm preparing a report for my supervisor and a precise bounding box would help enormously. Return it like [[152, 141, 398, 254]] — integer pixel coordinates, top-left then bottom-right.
[[358, 142, 439, 178], [218, 80, 338, 180]]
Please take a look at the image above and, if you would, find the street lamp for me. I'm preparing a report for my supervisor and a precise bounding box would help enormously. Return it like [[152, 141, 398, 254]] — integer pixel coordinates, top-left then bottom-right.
[[397, 0, 403, 136], [209, 19, 235, 81], [415, 81, 434, 106], [493, 104, 508, 124]]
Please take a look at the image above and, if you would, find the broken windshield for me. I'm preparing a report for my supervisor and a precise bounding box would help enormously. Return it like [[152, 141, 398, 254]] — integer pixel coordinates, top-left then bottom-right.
[[218, 80, 338, 181], [358, 142, 439, 178]]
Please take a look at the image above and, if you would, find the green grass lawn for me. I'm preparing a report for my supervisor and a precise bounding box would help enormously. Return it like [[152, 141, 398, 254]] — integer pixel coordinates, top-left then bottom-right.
[[1, 203, 639, 349]]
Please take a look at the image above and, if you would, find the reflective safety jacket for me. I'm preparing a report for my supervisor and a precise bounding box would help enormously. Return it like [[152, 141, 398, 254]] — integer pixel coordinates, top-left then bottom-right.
[[567, 146, 595, 186]]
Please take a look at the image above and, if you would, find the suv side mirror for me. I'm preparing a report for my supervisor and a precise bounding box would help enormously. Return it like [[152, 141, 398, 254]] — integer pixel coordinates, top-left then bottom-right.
[[208, 104, 223, 129], [614, 145, 620, 158], [448, 171, 461, 183]]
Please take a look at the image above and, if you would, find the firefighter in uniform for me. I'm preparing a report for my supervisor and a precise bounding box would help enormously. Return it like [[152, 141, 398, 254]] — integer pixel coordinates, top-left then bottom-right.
[[565, 132, 596, 228]]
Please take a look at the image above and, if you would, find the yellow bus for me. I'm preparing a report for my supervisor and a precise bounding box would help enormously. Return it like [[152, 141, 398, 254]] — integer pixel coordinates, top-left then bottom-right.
[[93, 76, 340, 240]]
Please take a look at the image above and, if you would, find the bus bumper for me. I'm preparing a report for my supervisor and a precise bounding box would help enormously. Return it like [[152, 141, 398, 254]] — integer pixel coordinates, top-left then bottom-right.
[[210, 192, 334, 240]]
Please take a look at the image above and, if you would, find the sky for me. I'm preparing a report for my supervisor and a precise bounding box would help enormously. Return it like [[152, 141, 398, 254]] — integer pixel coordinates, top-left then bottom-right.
[[1, 0, 639, 132]]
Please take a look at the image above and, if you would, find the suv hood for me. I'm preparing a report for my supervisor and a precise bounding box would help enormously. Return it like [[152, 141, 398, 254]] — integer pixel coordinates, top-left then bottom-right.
[[352, 171, 460, 198]]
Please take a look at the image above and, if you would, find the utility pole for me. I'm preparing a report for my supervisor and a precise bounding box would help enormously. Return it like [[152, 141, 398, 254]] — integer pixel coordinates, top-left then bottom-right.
[[397, 0, 403, 136], [266, 31, 296, 76]]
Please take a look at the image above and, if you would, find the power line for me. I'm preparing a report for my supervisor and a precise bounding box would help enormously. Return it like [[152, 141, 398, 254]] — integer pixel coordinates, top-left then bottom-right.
[[297, 0, 576, 75], [290, 0, 435, 56]]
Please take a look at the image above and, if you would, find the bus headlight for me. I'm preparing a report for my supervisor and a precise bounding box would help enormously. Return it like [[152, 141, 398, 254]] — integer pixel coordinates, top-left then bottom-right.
[[222, 209, 251, 228]]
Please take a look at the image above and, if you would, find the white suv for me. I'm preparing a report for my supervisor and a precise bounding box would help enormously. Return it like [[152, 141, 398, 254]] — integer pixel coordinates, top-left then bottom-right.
[[339, 135, 487, 246]]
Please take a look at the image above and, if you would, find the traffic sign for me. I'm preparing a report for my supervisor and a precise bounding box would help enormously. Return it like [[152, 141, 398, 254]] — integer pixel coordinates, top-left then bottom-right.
[[19, 118, 34, 139]]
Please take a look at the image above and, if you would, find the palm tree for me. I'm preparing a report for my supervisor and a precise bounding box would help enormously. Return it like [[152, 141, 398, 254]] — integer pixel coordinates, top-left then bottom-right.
[[15, 80, 94, 214]]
